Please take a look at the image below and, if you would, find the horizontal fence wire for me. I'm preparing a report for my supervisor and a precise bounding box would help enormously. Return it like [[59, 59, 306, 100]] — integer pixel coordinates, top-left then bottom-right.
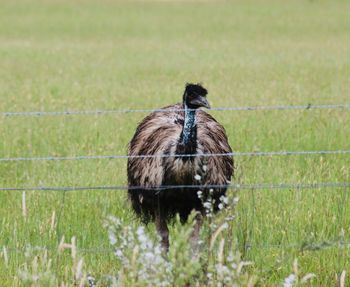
[[1, 149, 350, 162], [1, 182, 350, 192], [1, 103, 350, 117], [78, 239, 350, 252], [5, 239, 350, 254], [250, 240, 350, 251]]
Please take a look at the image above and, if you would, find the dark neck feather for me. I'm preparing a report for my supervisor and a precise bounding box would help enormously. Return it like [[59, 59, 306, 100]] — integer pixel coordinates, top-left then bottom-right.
[[176, 104, 197, 156]]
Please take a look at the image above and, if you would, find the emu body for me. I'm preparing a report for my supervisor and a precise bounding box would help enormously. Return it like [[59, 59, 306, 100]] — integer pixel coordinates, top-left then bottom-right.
[[127, 84, 233, 251]]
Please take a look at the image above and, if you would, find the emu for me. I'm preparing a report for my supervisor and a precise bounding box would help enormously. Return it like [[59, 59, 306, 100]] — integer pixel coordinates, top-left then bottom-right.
[[127, 83, 233, 251]]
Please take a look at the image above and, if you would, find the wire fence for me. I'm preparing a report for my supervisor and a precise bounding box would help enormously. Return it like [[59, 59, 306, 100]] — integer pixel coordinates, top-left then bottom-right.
[[1, 181, 350, 192], [5, 238, 350, 254], [1, 102, 350, 258], [1, 103, 350, 117], [1, 149, 350, 162]]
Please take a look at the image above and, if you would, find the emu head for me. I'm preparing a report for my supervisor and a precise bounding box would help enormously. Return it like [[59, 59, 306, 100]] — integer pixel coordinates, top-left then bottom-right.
[[183, 83, 210, 109]]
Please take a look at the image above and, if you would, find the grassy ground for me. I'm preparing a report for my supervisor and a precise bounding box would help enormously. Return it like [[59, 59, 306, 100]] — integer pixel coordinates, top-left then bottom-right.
[[0, 0, 350, 285]]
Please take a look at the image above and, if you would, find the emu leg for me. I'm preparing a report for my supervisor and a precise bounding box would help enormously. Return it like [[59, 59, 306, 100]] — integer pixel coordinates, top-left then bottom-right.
[[155, 214, 169, 252], [190, 212, 203, 255]]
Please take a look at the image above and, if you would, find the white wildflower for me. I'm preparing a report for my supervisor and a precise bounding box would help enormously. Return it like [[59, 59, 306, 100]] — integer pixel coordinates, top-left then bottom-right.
[[115, 249, 123, 258], [202, 165, 207, 172], [216, 264, 230, 274], [136, 226, 145, 236], [87, 275, 96, 287], [194, 174, 201, 181], [203, 202, 212, 209], [144, 252, 155, 261], [220, 195, 229, 205], [108, 231, 117, 245], [137, 227, 148, 244], [283, 274, 296, 287], [197, 190, 203, 199], [218, 203, 224, 210], [227, 254, 234, 262], [225, 216, 235, 222], [224, 276, 231, 283], [154, 245, 162, 255]]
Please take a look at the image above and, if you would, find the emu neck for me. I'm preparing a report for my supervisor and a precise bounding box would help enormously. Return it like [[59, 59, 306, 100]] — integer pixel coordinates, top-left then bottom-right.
[[177, 105, 197, 155]]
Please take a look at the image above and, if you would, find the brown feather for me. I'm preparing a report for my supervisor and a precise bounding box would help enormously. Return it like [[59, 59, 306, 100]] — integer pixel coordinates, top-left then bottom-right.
[[127, 103, 234, 223]]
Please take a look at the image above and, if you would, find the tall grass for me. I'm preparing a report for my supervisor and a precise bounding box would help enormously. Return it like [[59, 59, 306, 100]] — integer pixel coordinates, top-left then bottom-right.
[[1, 0, 350, 285]]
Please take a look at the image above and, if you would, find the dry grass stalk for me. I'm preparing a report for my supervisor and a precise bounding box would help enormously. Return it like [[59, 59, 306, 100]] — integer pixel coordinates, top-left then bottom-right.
[[22, 191, 27, 220], [58, 236, 67, 253], [71, 236, 77, 262], [50, 210, 56, 233], [210, 223, 228, 250], [339, 271, 346, 287], [58, 236, 77, 260], [217, 238, 225, 282], [293, 258, 298, 275], [75, 259, 84, 286], [2, 246, 9, 267], [237, 261, 253, 275], [300, 273, 316, 284], [131, 244, 140, 276]]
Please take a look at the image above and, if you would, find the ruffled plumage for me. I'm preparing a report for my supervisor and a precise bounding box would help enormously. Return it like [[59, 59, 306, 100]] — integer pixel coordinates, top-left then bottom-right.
[[127, 103, 234, 223]]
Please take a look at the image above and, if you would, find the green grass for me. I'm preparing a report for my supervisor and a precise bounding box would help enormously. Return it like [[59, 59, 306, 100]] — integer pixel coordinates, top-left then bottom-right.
[[1, 0, 350, 285]]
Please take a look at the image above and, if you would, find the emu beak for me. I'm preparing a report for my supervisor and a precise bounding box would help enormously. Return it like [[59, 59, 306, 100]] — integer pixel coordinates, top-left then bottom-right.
[[193, 96, 210, 109], [201, 97, 211, 109]]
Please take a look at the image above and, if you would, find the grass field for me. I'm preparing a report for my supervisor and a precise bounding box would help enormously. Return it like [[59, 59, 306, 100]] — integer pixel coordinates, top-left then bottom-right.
[[1, 0, 350, 285]]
